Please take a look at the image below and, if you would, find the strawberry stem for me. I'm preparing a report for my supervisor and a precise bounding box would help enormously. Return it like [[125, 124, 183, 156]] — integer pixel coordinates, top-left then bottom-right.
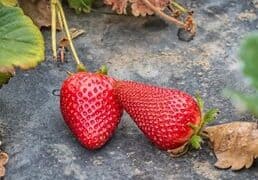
[[170, 1, 187, 14], [141, 0, 185, 28], [51, 0, 57, 60], [57, 9, 64, 31], [51, 0, 87, 72]]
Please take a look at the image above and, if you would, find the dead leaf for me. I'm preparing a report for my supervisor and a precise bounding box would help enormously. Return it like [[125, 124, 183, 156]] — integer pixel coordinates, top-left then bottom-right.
[[104, 0, 196, 34], [58, 28, 85, 48], [204, 121, 258, 170], [103, 0, 128, 14], [104, 0, 169, 16], [0, 152, 8, 177], [57, 28, 85, 62], [168, 142, 189, 157], [130, 0, 169, 16], [18, 0, 60, 29]]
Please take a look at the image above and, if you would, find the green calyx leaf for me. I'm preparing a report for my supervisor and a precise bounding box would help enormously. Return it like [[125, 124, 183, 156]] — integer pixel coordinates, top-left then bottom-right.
[[195, 92, 204, 112], [76, 63, 87, 72], [67, 0, 95, 13], [203, 108, 219, 125], [239, 33, 258, 90], [188, 93, 218, 149], [190, 135, 202, 149], [0, 5, 45, 87], [96, 65, 108, 75]]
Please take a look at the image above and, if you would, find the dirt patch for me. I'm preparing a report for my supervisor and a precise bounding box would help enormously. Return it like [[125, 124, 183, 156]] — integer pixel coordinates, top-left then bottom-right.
[[193, 161, 221, 180], [50, 144, 87, 180], [238, 10, 257, 22]]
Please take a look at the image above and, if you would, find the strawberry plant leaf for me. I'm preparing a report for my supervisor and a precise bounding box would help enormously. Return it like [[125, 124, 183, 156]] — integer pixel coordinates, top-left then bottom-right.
[[67, 0, 95, 13], [0, 5, 44, 87], [190, 134, 202, 149], [0, 0, 17, 6], [226, 33, 258, 118], [239, 33, 258, 90], [225, 89, 258, 117], [0, 72, 12, 85], [203, 108, 219, 124]]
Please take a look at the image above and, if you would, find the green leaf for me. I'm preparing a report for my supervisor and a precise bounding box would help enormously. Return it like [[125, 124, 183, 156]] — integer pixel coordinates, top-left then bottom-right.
[[0, 71, 12, 86], [67, 0, 95, 13], [195, 92, 204, 112], [0, 0, 17, 6], [190, 135, 202, 149], [239, 33, 258, 90], [0, 5, 44, 87], [203, 108, 219, 124], [225, 89, 258, 117]]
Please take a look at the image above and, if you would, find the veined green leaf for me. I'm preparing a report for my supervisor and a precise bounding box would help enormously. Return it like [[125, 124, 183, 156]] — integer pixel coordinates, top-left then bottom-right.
[[0, 0, 17, 6], [67, 0, 95, 13], [0, 5, 45, 87], [240, 33, 258, 90], [225, 89, 258, 117]]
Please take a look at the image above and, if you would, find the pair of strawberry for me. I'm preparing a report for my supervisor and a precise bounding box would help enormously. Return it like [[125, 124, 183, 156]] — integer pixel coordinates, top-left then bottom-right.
[[60, 71, 217, 154]]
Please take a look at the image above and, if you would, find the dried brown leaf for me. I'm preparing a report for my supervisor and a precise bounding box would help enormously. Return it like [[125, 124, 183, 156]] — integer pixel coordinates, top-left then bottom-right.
[[18, 0, 60, 29], [130, 0, 169, 16], [57, 28, 85, 62], [103, 0, 128, 14], [58, 28, 85, 48], [0, 152, 8, 166], [0, 152, 8, 177], [204, 122, 258, 170], [104, 0, 169, 16], [168, 142, 189, 157]]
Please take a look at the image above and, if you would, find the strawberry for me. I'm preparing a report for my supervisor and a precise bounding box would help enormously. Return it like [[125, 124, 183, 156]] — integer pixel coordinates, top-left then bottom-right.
[[60, 72, 123, 150], [114, 80, 217, 154]]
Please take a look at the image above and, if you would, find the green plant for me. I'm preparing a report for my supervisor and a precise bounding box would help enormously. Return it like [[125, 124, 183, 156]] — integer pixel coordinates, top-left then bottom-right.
[[225, 33, 258, 116], [0, 2, 44, 87]]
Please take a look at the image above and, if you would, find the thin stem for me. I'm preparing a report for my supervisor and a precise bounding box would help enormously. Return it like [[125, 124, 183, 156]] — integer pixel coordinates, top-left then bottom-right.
[[171, 1, 187, 13], [51, 0, 57, 60], [57, 9, 64, 30], [56, 0, 84, 67], [141, 0, 185, 28]]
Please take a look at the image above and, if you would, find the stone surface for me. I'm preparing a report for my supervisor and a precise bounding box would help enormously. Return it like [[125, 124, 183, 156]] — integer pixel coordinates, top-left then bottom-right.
[[1, 0, 258, 179]]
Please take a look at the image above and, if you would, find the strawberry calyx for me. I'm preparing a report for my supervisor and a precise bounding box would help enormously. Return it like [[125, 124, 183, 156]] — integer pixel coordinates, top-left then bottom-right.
[[76, 63, 87, 72], [168, 93, 219, 157], [189, 93, 219, 149], [96, 65, 108, 75]]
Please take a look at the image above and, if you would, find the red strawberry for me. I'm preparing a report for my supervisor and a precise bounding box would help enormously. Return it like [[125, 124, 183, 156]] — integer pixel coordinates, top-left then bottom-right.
[[60, 72, 123, 150], [114, 80, 217, 154]]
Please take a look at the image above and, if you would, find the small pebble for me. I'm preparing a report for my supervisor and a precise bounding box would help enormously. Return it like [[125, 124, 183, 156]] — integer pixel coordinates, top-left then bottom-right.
[[226, 42, 231, 47], [86, 54, 93, 60]]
